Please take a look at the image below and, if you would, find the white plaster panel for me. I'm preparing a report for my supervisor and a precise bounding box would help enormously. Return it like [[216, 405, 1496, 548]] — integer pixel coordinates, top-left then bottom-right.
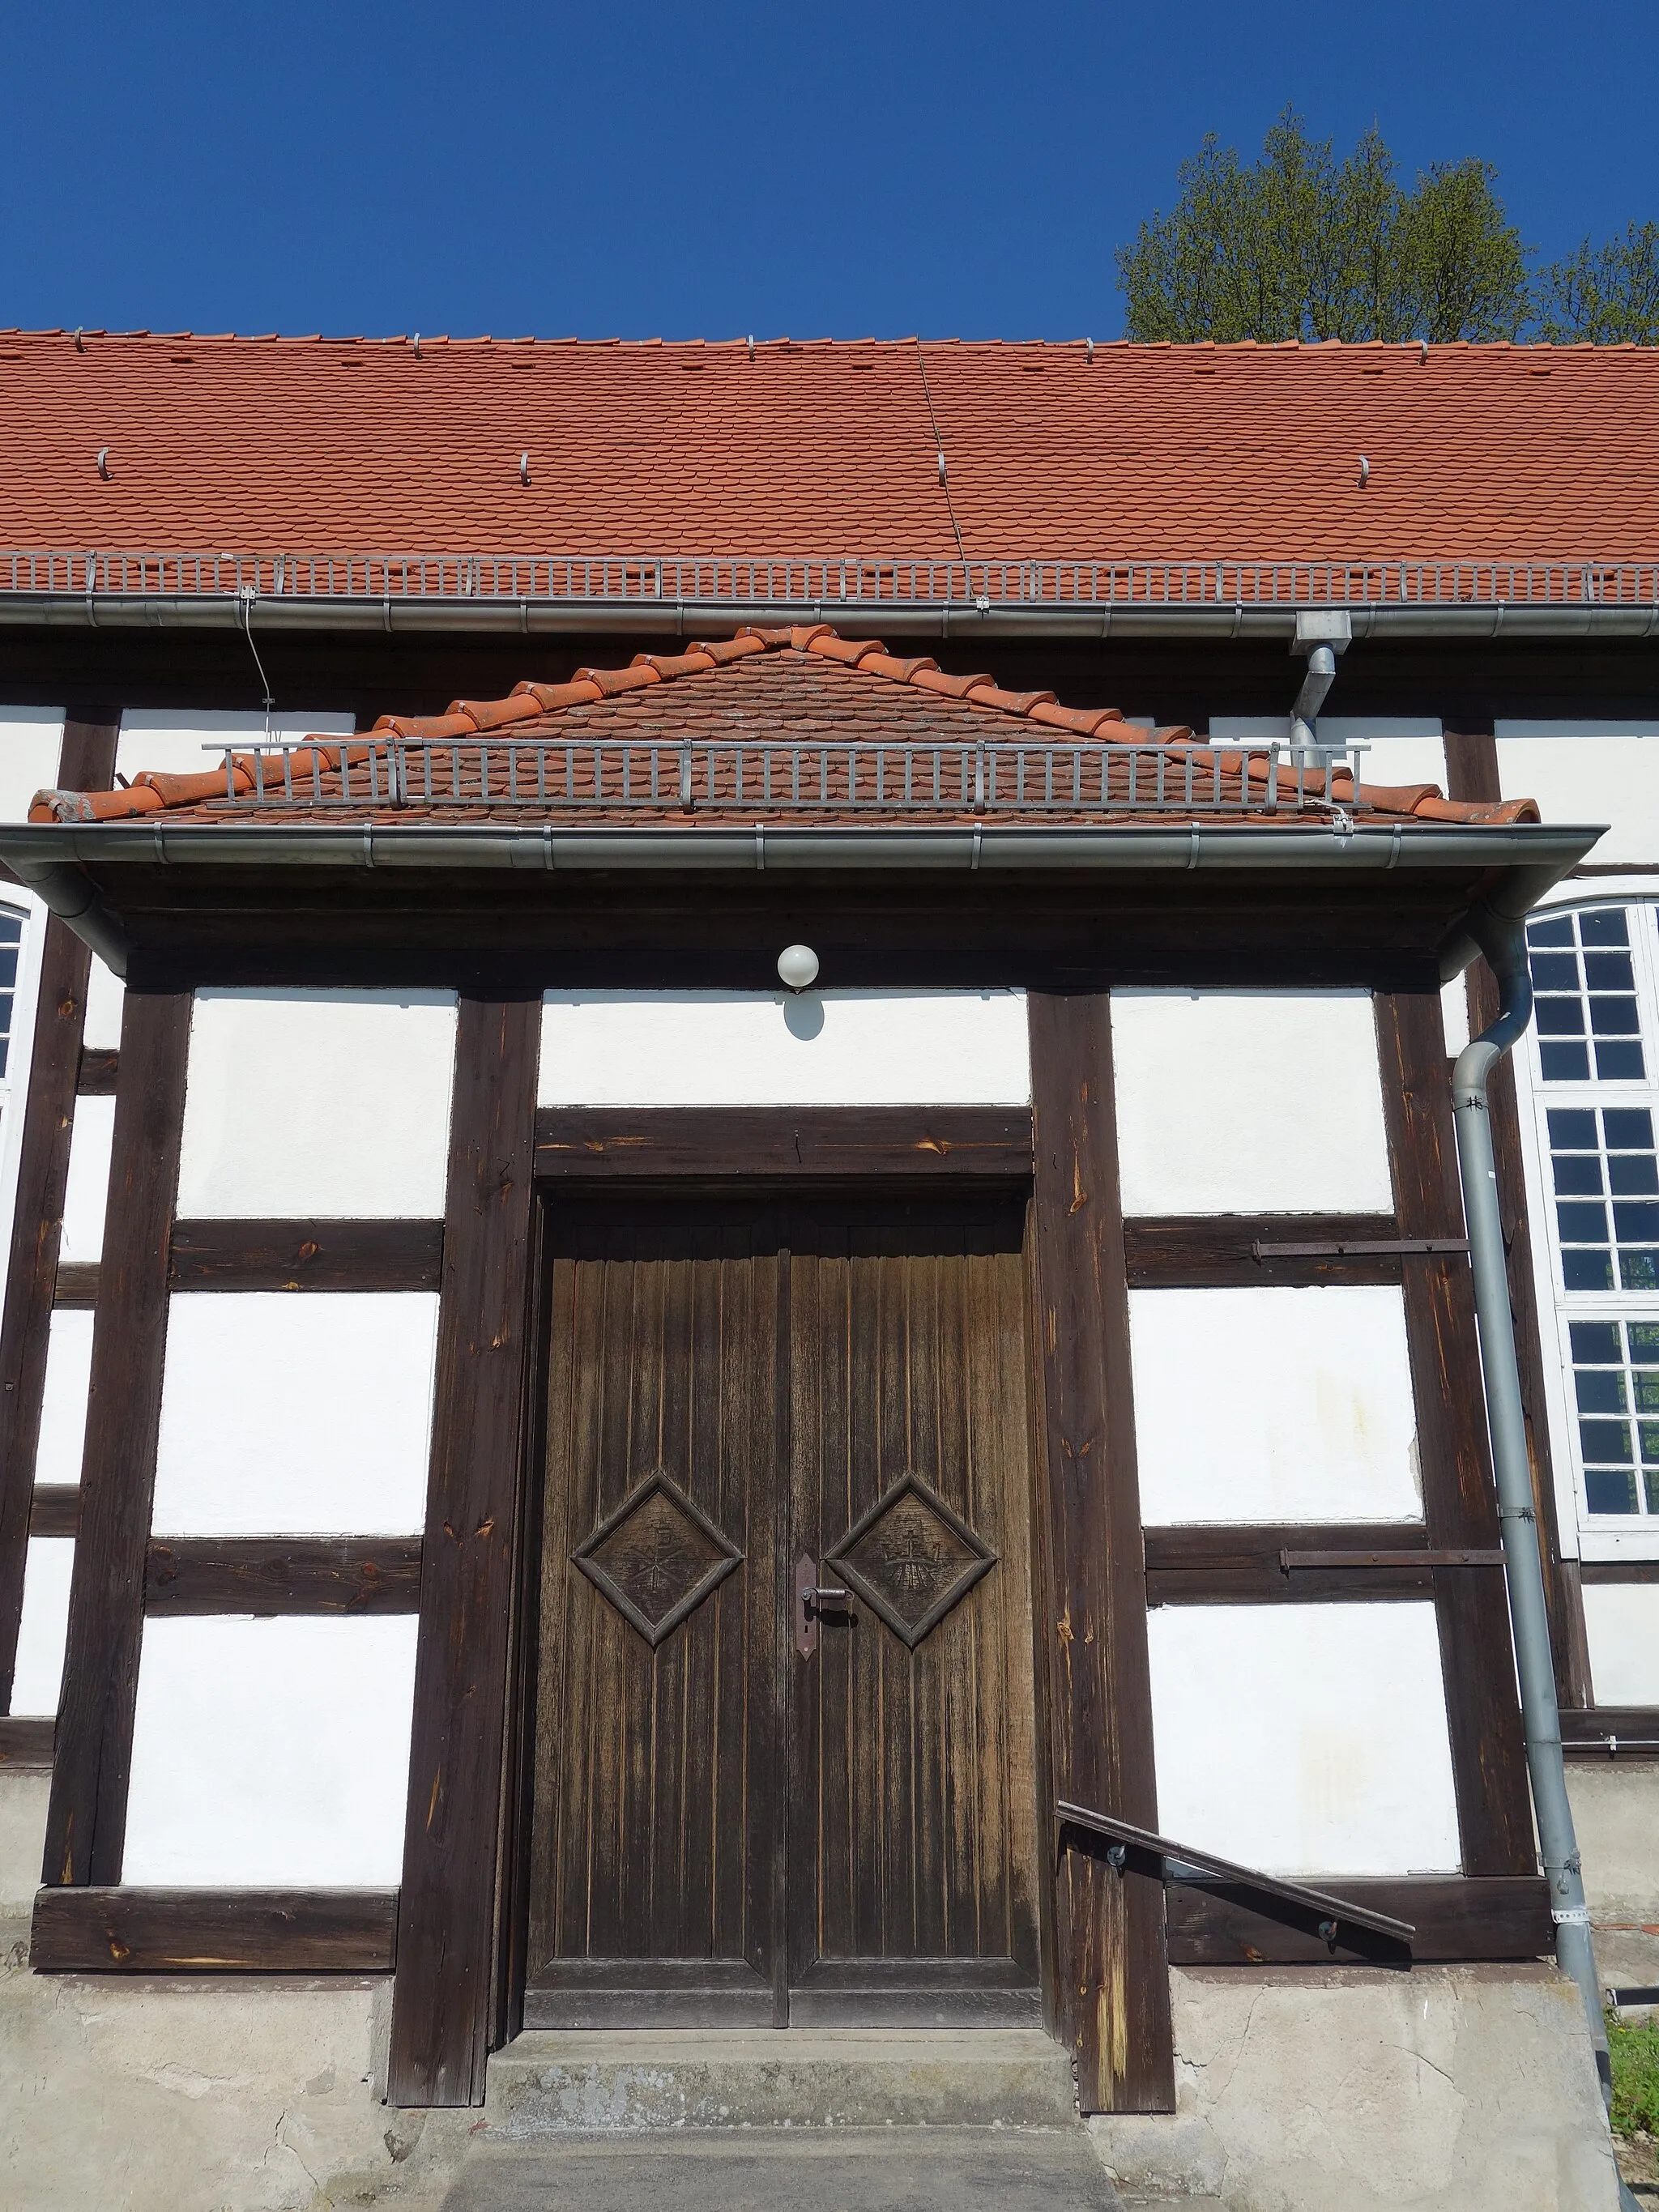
[[1582, 1584, 1659, 1707], [1112, 991, 1392, 1215], [0, 709, 64, 822], [35, 1309, 93, 1486], [177, 991, 456, 1218], [1495, 727, 1655, 863], [1131, 1284, 1422, 1524], [1441, 974, 1470, 1058], [82, 956, 125, 1051], [59, 1093, 114, 1262], [538, 989, 1031, 1107], [122, 1614, 418, 1885], [1148, 1602, 1462, 1875], [11, 1536, 73, 1715], [115, 707, 355, 786], [1210, 716, 1448, 793], [151, 1292, 438, 1536]]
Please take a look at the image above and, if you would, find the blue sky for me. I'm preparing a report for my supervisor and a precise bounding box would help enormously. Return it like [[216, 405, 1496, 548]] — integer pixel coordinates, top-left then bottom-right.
[[3, 0, 1655, 341]]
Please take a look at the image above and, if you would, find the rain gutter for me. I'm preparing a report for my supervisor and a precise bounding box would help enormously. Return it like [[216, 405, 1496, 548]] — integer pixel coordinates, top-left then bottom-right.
[[5, 596, 1659, 642], [0, 821, 1600, 980]]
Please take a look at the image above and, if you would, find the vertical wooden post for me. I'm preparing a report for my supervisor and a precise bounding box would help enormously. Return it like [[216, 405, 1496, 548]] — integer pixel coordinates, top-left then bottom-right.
[[43, 989, 191, 1886], [390, 993, 539, 2108], [1444, 725, 1589, 1704], [1374, 991, 1536, 1874], [1027, 993, 1174, 2114], [0, 713, 118, 1712]]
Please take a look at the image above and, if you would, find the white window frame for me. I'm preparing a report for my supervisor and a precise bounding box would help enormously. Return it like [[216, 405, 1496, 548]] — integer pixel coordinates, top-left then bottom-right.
[[0, 894, 46, 1311], [1513, 876, 1659, 1562]]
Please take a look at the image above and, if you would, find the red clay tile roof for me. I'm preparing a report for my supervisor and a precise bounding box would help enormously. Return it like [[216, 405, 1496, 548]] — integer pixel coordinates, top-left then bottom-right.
[[30, 627, 1539, 829], [0, 330, 1654, 564]]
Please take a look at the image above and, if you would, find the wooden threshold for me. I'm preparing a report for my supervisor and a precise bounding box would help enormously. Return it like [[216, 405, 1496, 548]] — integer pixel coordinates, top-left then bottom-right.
[[31, 1886, 399, 1973], [534, 1104, 1033, 1179]]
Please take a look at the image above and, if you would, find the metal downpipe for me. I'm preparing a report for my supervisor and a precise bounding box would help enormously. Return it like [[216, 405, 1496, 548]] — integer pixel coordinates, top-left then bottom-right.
[[1451, 909, 1635, 2205]]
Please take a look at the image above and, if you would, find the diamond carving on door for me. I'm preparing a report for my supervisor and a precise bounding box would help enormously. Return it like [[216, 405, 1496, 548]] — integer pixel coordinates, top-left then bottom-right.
[[828, 1472, 996, 1647], [574, 1471, 742, 1647]]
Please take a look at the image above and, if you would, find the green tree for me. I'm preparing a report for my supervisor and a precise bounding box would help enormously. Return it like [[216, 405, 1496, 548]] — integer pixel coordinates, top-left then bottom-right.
[[1117, 111, 1530, 343], [1537, 222, 1659, 342]]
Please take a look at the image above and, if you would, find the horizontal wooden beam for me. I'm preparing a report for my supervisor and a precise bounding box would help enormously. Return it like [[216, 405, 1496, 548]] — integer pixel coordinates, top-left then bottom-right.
[[52, 1265, 99, 1310], [143, 1537, 423, 1615], [168, 1220, 444, 1293], [534, 1105, 1034, 1180], [1561, 1706, 1659, 1758], [31, 1886, 399, 1972], [28, 1485, 79, 1538], [1166, 1874, 1550, 1966], [1579, 1559, 1659, 1585], [1145, 1523, 1436, 1605], [0, 1716, 54, 1770], [1124, 1216, 1403, 1288], [75, 1049, 119, 1096]]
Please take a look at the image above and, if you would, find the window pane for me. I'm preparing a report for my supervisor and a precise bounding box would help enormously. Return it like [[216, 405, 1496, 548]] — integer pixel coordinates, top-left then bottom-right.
[[1542, 1043, 1592, 1080], [1537, 1000, 1587, 1036], [1619, 1250, 1659, 1290], [1527, 916, 1575, 947], [1614, 1201, 1659, 1239], [1564, 1250, 1615, 1289], [1557, 1201, 1610, 1242], [1608, 1155, 1657, 1194], [1590, 997, 1642, 1035], [1630, 1323, 1659, 1360], [1555, 1156, 1606, 1196], [1571, 1321, 1623, 1362], [1549, 1110, 1600, 1149], [1580, 910, 1631, 944], [1581, 1419, 1634, 1460], [1585, 1467, 1639, 1513], [1575, 1370, 1628, 1413], [1605, 1109, 1655, 1149], [1529, 953, 1580, 990], [1584, 953, 1636, 990]]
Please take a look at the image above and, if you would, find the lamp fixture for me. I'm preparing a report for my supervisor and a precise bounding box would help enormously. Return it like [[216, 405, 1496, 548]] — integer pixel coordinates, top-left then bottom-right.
[[777, 944, 820, 992]]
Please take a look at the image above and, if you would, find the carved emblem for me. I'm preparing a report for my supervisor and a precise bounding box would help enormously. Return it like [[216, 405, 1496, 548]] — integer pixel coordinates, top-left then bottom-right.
[[574, 1473, 741, 1647], [829, 1473, 995, 1647]]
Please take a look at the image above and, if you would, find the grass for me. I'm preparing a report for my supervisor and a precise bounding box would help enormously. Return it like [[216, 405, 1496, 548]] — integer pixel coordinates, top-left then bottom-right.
[[1610, 2013, 1659, 2139]]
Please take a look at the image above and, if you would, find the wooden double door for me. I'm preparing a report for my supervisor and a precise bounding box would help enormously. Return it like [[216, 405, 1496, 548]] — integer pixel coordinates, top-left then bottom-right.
[[523, 1187, 1043, 2028]]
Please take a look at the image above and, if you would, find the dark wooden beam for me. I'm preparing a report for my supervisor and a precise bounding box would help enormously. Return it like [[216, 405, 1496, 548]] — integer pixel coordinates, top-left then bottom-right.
[[75, 1049, 119, 1096], [1145, 1522, 1439, 1605], [1561, 1707, 1659, 1758], [31, 1885, 399, 1973], [28, 1486, 80, 1539], [389, 994, 539, 2108], [51, 1265, 99, 1310], [1166, 1873, 1550, 1966], [1124, 1214, 1402, 1288], [0, 1715, 54, 1769], [1027, 992, 1174, 2115], [168, 1219, 444, 1293], [0, 714, 118, 1710], [1373, 991, 1534, 1877], [143, 1537, 424, 1615], [534, 1104, 1034, 1179], [44, 991, 191, 1888], [1580, 1559, 1659, 1584]]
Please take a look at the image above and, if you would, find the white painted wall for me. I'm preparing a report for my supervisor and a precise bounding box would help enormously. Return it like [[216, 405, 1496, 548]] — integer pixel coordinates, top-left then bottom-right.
[[82, 956, 124, 1051], [1112, 991, 1393, 1216], [151, 1293, 438, 1536], [1496, 724, 1657, 865], [0, 708, 66, 820], [1211, 716, 1448, 794], [122, 1614, 418, 1886], [1582, 1583, 1659, 1706], [11, 1536, 73, 1715], [35, 1310, 93, 1486], [1131, 1284, 1422, 1524], [177, 991, 456, 1218], [58, 1094, 114, 1262], [115, 708, 355, 787], [539, 989, 1031, 1107], [1148, 1602, 1462, 1874]]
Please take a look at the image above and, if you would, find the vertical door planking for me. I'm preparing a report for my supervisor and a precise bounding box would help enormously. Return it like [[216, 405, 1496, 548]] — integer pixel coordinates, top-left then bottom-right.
[[42, 989, 190, 1885], [1027, 995, 1174, 2113], [389, 994, 539, 2107], [1373, 990, 1535, 1874]]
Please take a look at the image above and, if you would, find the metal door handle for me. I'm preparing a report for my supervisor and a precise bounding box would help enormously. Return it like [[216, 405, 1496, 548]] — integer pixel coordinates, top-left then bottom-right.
[[795, 1554, 853, 1656]]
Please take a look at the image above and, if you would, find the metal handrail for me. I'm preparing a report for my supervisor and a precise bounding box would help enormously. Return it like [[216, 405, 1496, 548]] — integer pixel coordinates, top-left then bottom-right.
[[211, 735, 1306, 816], [1055, 1799, 1417, 1945], [5, 549, 1659, 608]]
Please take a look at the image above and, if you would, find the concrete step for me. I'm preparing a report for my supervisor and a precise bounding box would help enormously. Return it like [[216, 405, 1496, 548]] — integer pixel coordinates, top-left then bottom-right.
[[437, 2127, 1122, 2211], [485, 2028, 1078, 2133]]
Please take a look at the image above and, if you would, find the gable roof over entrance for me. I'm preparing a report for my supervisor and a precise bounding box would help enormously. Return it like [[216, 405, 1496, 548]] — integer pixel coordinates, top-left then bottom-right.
[[30, 626, 1538, 830]]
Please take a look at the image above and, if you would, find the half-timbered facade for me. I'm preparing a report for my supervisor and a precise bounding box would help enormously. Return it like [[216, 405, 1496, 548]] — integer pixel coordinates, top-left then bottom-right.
[[0, 331, 1651, 2210]]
